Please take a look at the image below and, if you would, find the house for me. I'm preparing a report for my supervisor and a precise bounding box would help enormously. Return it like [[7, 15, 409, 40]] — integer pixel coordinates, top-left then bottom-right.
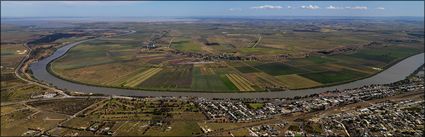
[[147, 42, 156, 49]]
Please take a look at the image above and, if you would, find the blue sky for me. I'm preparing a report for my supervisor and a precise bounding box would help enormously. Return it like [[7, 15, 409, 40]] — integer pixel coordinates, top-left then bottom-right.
[[1, 1, 424, 17]]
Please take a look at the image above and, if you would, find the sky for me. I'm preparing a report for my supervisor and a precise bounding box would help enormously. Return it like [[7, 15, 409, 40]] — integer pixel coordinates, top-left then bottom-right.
[[1, 1, 424, 17]]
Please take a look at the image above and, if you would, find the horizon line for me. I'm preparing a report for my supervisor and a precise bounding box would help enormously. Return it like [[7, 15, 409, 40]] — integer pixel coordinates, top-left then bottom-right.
[[2, 15, 424, 18]]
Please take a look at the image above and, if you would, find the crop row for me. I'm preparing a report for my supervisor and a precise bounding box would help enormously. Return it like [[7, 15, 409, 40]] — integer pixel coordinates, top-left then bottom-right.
[[123, 68, 163, 87], [226, 74, 255, 91]]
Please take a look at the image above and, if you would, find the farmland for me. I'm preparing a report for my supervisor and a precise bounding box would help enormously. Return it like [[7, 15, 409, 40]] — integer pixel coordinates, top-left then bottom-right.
[[276, 74, 322, 89], [123, 68, 163, 87], [48, 18, 424, 92], [226, 73, 256, 91], [1, 24, 62, 102]]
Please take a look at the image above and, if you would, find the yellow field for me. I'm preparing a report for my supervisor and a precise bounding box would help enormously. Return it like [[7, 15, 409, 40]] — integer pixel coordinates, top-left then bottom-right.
[[201, 67, 215, 75], [123, 68, 163, 87], [226, 74, 255, 91], [102, 68, 148, 86], [275, 74, 322, 89]]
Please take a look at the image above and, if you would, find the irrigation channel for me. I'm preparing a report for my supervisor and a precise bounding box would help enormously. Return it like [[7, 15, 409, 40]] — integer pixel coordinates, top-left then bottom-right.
[[30, 35, 424, 98]]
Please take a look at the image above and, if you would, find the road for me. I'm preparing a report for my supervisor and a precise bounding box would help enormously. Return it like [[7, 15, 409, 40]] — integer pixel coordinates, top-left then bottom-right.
[[251, 34, 262, 48]]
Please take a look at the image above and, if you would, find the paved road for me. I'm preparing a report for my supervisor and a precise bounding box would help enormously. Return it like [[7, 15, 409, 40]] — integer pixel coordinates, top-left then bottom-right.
[[28, 30, 425, 98]]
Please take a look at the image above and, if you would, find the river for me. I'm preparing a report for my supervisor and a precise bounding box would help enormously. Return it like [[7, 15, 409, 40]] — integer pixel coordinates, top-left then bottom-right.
[[29, 39, 424, 98]]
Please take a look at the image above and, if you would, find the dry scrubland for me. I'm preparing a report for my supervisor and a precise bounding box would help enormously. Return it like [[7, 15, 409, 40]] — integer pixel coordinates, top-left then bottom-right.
[[2, 89, 422, 136], [1, 23, 98, 102], [0, 97, 273, 136], [51, 19, 424, 92], [0, 25, 58, 102], [0, 24, 67, 136]]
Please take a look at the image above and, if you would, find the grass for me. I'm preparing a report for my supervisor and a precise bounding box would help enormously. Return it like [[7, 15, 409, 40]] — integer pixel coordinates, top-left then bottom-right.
[[276, 74, 322, 89], [172, 41, 202, 52], [299, 69, 369, 84], [247, 103, 264, 109]]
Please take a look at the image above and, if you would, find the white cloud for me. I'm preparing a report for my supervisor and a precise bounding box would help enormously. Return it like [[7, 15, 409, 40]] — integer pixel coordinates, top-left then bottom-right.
[[251, 5, 283, 10], [376, 7, 385, 10], [326, 5, 344, 10], [346, 6, 368, 10], [301, 5, 320, 10], [228, 8, 242, 12]]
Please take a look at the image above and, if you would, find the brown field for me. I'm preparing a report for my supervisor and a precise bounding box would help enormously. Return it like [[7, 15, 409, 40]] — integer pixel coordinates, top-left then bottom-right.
[[0, 104, 27, 115], [1, 44, 26, 71]]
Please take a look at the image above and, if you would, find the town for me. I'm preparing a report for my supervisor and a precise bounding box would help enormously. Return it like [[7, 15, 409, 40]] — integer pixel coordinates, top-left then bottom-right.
[[194, 70, 424, 136]]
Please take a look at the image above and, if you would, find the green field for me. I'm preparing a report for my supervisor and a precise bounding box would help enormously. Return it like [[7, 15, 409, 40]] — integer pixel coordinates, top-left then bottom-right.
[[235, 66, 259, 73], [347, 46, 421, 63], [276, 74, 322, 89], [172, 41, 202, 52], [138, 66, 193, 89], [254, 63, 310, 76], [247, 103, 264, 109], [191, 67, 232, 91], [299, 69, 369, 84]]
